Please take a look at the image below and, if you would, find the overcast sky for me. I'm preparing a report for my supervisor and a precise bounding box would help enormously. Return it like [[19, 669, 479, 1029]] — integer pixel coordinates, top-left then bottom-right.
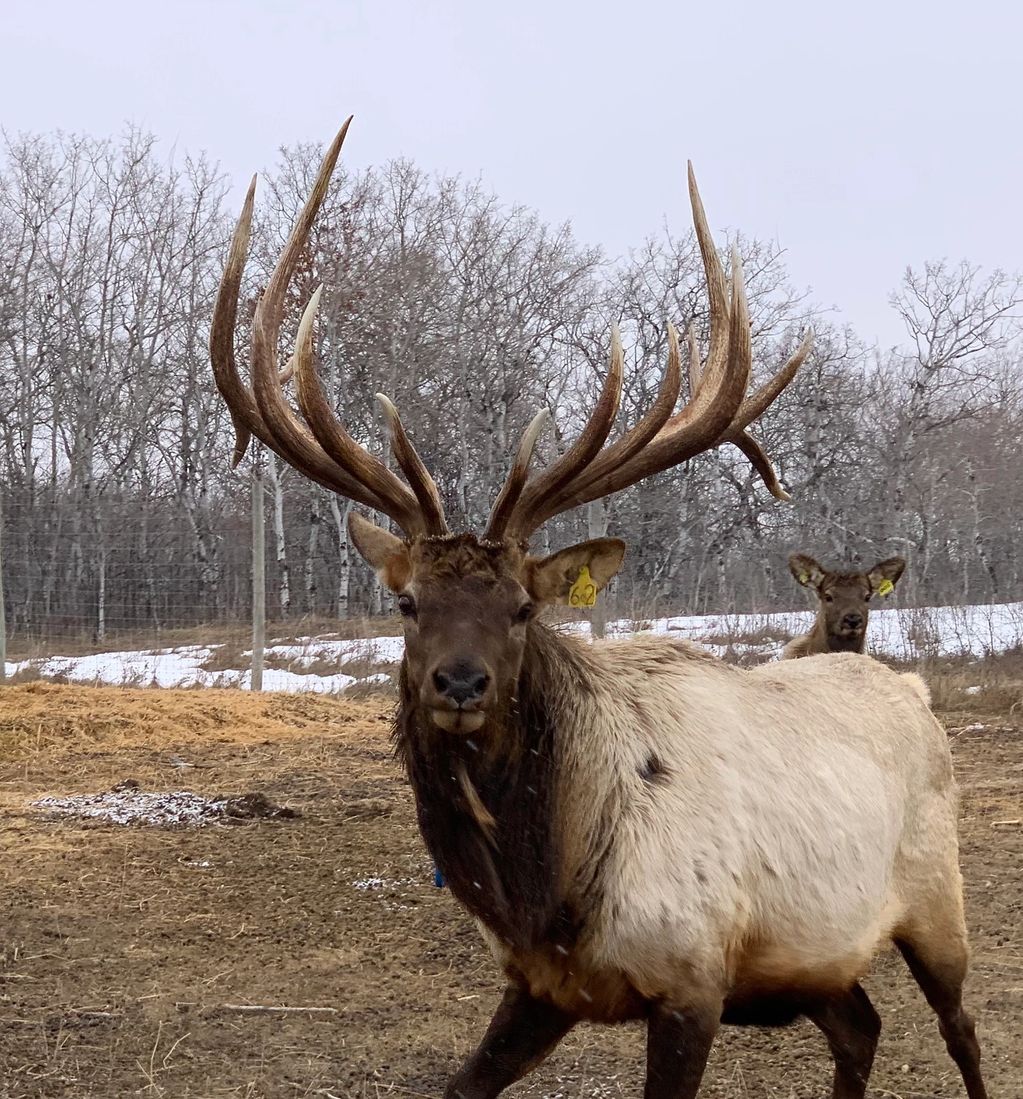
[[5, 0, 1020, 348]]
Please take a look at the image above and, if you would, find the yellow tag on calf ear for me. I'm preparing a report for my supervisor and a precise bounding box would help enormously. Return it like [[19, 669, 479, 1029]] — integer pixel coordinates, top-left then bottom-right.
[[877, 578, 894, 597], [799, 572, 809, 585], [569, 565, 598, 607]]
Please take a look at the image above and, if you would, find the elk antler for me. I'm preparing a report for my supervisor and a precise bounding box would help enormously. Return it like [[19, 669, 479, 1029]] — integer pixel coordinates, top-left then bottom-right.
[[687, 322, 814, 502], [486, 164, 812, 541], [209, 118, 448, 538]]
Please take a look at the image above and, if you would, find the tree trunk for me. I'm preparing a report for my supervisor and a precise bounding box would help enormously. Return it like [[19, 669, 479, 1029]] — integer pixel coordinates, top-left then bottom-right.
[[265, 456, 291, 617], [329, 495, 352, 619], [305, 491, 322, 614]]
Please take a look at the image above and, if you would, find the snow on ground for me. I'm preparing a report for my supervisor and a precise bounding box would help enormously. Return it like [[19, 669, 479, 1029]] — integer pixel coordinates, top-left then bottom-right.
[[5, 601, 1022, 693], [33, 788, 231, 827], [31, 783, 298, 827], [5, 636, 401, 693], [620, 599, 1023, 662]]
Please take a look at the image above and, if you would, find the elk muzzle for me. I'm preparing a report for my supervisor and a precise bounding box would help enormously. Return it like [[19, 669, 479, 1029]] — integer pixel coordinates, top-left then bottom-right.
[[426, 657, 493, 733], [840, 612, 864, 634]]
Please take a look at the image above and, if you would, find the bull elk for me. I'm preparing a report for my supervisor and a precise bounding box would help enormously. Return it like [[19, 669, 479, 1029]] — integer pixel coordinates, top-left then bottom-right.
[[210, 119, 987, 1099], [781, 553, 906, 659]]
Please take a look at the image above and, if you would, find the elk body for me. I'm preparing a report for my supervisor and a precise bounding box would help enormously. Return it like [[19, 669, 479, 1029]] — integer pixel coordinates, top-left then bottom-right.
[[210, 120, 987, 1099], [782, 553, 906, 659]]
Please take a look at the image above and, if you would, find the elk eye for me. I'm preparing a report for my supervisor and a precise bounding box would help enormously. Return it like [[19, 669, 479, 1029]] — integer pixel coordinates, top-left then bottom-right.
[[515, 602, 534, 624], [397, 594, 417, 619], [823, 593, 834, 603], [864, 593, 872, 602]]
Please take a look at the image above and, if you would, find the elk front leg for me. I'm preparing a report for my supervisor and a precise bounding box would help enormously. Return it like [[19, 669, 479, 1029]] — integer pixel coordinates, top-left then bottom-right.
[[444, 983, 576, 1099], [644, 998, 721, 1099]]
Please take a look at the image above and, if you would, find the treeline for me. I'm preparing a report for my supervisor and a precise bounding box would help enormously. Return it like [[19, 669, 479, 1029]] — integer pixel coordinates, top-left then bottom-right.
[[1, 128, 1021, 642]]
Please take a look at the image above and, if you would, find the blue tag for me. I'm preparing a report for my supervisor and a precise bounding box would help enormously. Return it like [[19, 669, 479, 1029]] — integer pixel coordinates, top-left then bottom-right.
[[433, 867, 445, 888]]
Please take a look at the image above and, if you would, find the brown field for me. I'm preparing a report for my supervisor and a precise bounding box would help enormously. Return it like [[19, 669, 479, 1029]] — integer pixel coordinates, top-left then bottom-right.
[[0, 681, 1019, 1098]]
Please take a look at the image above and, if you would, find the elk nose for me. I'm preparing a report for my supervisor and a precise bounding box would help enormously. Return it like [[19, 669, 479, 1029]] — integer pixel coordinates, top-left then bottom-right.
[[432, 662, 490, 707], [842, 613, 864, 630]]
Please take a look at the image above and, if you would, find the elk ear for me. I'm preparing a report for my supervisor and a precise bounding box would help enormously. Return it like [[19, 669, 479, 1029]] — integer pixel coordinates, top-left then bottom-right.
[[525, 538, 626, 607], [867, 556, 905, 597], [788, 553, 826, 590], [347, 512, 411, 592]]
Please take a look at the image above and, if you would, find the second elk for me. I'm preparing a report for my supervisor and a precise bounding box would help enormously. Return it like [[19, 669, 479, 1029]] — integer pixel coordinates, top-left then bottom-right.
[[782, 553, 906, 659]]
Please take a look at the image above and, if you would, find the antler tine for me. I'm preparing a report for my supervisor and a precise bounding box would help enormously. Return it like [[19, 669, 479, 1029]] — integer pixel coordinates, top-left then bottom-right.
[[729, 329, 814, 431], [210, 175, 260, 468], [290, 289, 424, 531], [687, 323, 703, 400], [688, 312, 811, 502], [715, 329, 814, 501], [494, 327, 624, 540], [374, 394, 449, 535], [517, 220, 751, 530], [209, 118, 437, 535], [210, 173, 379, 507], [208, 172, 318, 463], [483, 409, 549, 541], [731, 433, 790, 501], [528, 322, 683, 530], [496, 164, 813, 535]]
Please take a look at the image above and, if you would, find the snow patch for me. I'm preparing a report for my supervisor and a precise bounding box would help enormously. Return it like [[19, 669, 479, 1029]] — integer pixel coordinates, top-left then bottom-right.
[[31, 785, 298, 828], [7, 600, 1022, 691], [33, 788, 231, 827]]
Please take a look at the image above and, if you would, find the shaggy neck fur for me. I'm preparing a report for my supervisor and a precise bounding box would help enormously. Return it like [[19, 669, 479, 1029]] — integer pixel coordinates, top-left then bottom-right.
[[394, 623, 590, 952]]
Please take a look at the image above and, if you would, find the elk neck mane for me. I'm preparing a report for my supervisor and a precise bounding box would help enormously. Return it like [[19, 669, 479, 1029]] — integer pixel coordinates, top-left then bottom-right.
[[393, 620, 604, 953]]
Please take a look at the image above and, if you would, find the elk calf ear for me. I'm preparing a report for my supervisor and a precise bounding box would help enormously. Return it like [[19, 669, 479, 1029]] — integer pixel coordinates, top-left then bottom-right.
[[526, 538, 626, 607], [867, 556, 906, 597], [788, 553, 826, 590], [347, 512, 411, 592]]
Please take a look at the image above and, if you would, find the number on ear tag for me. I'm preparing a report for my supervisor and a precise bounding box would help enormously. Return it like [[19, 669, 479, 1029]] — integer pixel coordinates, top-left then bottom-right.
[[877, 578, 894, 597], [569, 565, 598, 607]]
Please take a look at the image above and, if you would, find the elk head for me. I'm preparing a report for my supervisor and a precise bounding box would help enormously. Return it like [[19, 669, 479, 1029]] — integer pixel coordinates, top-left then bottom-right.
[[788, 553, 906, 653], [210, 118, 813, 734]]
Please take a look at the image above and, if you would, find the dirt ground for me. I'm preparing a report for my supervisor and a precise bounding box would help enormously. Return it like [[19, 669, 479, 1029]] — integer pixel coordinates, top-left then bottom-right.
[[0, 682, 1019, 1098]]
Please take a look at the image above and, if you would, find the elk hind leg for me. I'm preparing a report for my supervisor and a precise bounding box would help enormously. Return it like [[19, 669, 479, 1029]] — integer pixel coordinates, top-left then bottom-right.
[[895, 922, 987, 1099], [805, 983, 881, 1099]]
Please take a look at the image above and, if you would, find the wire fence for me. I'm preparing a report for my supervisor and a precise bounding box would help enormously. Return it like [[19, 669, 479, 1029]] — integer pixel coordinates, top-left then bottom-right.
[[4, 483, 1023, 690]]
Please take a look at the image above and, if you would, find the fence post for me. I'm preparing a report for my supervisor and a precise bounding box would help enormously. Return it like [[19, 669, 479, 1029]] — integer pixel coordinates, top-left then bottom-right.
[[251, 462, 266, 692], [0, 490, 6, 683]]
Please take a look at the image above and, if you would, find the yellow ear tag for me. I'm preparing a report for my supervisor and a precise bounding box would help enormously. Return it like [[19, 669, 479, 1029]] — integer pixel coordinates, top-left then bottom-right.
[[799, 572, 809, 585], [569, 565, 598, 608], [877, 578, 894, 597]]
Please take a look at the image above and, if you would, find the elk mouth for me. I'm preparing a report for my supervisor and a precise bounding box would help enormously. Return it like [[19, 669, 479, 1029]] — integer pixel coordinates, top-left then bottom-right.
[[829, 630, 865, 652], [430, 709, 487, 734]]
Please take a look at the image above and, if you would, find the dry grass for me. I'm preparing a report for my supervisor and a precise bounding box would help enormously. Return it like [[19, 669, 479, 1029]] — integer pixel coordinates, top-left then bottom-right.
[[262, 652, 336, 676], [908, 649, 1023, 724], [0, 681, 390, 762], [4, 663, 48, 685], [199, 641, 250, 673], [0, 673, 1018, 1095], [700, 624, 796, 649]]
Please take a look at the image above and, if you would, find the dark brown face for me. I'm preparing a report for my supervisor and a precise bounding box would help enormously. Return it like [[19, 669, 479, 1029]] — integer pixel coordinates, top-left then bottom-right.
[[789, 553, 906, 653], [816, 574, 873, 649], [348, 516, 626, 734], [396, 538, 534, 734]]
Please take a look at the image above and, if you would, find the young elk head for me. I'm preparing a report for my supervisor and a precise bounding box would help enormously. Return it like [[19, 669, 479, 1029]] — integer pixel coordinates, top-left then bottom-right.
[[788, 553, 906, 653], [210, 117, 812, 735]]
